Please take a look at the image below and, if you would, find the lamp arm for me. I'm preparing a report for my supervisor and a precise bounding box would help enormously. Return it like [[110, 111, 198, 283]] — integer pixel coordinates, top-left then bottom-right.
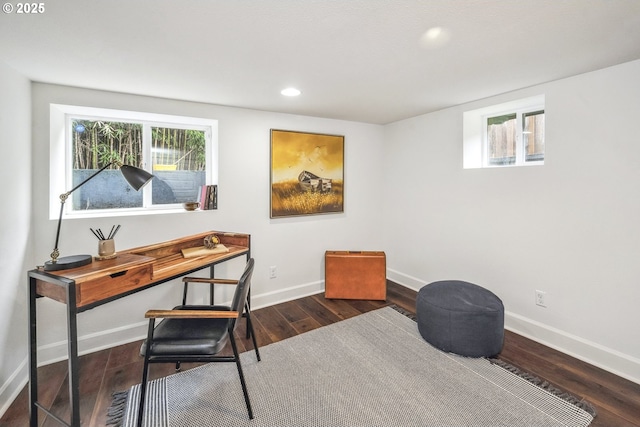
[[61, 161, 116, 201], [50, 161, 117, 263], [50, 200, 65, 262]]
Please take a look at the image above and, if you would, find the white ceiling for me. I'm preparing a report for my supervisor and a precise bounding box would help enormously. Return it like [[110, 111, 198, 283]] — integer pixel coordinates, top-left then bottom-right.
[[2, 0, 640, 124]]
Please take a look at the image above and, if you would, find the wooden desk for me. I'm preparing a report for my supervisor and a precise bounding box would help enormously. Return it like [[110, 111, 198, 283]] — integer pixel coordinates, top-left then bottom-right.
[[28, 231, 250, 427]]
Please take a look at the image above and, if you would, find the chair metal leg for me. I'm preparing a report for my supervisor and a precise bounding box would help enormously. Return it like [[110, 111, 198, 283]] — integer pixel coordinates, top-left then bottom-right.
[[245, 291, 253, 338], [136, 359, 151, 427], [244, 301, 250, 339], [137, 320, 155, 427], [244, 289, 252, 339], [181, 283, 189, 305], [245, 309, 261, 361], [230, 334, 253, 419]]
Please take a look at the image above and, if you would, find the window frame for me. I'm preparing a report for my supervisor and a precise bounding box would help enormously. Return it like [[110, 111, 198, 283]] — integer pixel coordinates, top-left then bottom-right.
[[463, 95, 545, 169], [49, 104, 218, 220]]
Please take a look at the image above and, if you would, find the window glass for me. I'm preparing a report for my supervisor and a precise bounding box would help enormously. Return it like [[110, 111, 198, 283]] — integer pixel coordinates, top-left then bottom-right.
[[71, 120, 144, 210], [487, 113, 516, 166], [523, 110, 545, 163], [151, 127, 207, 206]]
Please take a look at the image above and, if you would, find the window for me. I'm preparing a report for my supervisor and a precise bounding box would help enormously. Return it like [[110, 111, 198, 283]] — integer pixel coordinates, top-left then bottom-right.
[[463, 95, 545, 169], [485, 109, 544, 166], [50, 105, 218, 219]]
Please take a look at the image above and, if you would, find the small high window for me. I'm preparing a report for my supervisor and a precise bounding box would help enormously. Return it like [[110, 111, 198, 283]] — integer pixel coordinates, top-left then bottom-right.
[[463, 95, 545, 169]]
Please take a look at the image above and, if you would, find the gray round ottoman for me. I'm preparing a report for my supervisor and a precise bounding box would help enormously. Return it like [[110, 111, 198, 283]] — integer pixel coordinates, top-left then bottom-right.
[[416, 280, 504, 357]]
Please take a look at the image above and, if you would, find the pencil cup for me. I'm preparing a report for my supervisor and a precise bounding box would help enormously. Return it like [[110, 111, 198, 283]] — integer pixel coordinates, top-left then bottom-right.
[[98, 239, 115, 257]]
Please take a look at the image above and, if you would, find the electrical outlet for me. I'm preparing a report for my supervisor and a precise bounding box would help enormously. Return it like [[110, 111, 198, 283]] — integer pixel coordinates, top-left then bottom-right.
[[269, 265, 277, 279], [535, 290, 546, 307]]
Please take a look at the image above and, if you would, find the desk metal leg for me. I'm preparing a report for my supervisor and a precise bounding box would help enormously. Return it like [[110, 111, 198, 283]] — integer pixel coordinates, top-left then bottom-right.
[[29, 273, 80, 427], [245, 253, 251, 339], [67, 282, 81, 427], [209, 264, 215, 305], [28, 276, 38, 427]]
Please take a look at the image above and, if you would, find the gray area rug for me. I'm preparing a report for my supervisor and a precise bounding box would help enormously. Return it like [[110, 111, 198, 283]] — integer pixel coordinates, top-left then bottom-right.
[[111, 306, 594, 427]]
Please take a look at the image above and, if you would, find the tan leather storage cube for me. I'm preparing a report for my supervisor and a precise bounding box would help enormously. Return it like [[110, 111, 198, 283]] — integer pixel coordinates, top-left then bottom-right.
[[325, 251, 386, 300]]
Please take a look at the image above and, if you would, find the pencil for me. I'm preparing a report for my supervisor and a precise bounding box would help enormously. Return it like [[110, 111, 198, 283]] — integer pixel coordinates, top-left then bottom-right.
[[107, 225, 116, 240], [90, 228, 101, 240], [111, 224, 121, 239]]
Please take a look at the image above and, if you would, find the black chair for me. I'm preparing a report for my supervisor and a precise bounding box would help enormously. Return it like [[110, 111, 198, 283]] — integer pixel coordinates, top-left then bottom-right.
[[136, 258, 260, 427]]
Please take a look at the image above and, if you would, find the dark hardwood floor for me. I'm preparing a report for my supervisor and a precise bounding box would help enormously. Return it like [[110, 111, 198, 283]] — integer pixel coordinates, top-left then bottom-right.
[[2, 281, 639, 426]]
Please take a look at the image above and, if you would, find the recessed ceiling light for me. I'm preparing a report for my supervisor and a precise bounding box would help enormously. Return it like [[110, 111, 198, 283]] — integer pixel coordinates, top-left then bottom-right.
[[420, 26, 451, 49], [281, 87, 301, 97]]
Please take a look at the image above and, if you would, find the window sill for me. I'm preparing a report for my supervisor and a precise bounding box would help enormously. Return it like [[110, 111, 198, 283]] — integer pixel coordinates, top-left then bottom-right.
[[481, 161, 544, 169], [53, 206, 213, 221]]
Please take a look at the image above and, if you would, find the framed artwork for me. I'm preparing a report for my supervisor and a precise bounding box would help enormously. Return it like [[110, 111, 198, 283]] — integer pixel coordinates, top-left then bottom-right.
[[270, 129, 344, 218]]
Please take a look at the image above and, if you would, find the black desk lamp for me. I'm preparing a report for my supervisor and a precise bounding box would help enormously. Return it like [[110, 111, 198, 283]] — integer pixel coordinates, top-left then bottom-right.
[[44, 161, 154, 271]]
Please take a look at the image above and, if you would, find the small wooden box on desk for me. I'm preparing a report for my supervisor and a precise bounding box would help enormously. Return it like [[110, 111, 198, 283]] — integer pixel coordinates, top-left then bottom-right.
[[324, 250, 386, 300]]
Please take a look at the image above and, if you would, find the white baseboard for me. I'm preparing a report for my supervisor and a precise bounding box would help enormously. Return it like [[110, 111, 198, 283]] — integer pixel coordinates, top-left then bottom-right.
[[251, 280, 325, 310], [504, 311, 640, 385], [387, 268, 426, 293], [0, 359, 27, 419], [387, 268, 640, 385]]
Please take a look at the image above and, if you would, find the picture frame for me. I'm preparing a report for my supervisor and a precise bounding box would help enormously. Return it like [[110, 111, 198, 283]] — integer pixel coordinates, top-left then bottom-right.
[[270, 129, 344, 218]]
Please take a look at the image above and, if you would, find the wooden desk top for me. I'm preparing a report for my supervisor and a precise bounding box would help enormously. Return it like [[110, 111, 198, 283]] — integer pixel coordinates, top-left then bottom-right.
[[32, 231, 250, 310], [121, 231, 250, 282]]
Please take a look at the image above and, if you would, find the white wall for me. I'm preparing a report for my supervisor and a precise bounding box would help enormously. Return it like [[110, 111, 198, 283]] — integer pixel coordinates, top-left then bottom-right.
[[27, 82, 385, 357], [383, 59, 640, 383], [0, 62, 32, 414], [3, 59, 640, 416]]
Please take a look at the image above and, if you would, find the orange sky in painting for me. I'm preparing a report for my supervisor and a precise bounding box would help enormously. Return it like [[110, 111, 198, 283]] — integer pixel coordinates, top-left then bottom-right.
[[271, 130, 344, 183]]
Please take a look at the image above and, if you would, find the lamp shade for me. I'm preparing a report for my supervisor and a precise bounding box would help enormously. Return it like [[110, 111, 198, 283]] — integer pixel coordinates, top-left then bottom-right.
[[120, 164, 154, 190]]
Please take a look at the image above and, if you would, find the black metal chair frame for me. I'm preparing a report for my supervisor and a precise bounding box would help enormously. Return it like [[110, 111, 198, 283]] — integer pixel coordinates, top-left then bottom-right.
[[181, 273, 254, 341], [136, 258, 260, 427]]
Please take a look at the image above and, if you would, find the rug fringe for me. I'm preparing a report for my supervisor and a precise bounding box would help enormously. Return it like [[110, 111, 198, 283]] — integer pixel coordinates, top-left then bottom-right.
[[106, 390, 129, 427], [388, 304, 416, 321], [488, 358, 597, 418]]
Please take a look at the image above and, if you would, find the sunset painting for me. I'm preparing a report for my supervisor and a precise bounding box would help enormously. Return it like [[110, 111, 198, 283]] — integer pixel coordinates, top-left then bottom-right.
[[270, 129, 344, 218]]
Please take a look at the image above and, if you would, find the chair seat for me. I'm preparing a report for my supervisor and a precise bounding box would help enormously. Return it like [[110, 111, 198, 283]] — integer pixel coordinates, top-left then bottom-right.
[[141, 305, 231, 356]]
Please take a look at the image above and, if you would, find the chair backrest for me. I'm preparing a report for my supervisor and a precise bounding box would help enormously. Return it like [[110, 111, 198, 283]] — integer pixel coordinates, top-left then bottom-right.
[[228, 258, 255, 332]]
